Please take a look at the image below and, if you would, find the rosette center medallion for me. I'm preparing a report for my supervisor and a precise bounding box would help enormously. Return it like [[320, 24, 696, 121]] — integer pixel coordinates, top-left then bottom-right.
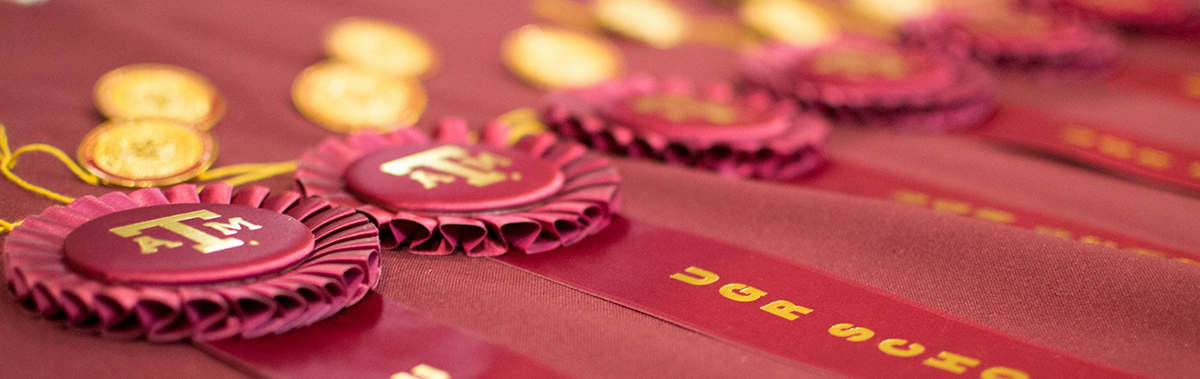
[[64, 203, 314, 286], [343, 143, 565, 213], [602, 94, 788, 141]]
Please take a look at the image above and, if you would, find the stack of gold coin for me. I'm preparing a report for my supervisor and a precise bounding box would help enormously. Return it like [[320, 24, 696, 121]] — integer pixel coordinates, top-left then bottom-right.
[[294, 17, 432, 134], [85, 64, 223, 187]]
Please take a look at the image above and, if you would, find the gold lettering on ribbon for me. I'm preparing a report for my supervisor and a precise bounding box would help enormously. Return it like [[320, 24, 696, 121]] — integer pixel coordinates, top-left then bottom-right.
[[109, 210, 258, 254], [669, 266, 720, 285], [812, 50, 909, 81], [380, 145, 514, 190], [718, 283, 767, 302], [981, 366, 1031, 379], [633, 95, 737, 124], [828, 323, 875, 342], [877, 338, 926, 358], [1062, 126, 1177, 171], [892, 190, 1016, 224], [1184, 74, 1200, 99], [759, 300, 813, 321], [391, 364, 450, 379], [922, 351, 981, 374]]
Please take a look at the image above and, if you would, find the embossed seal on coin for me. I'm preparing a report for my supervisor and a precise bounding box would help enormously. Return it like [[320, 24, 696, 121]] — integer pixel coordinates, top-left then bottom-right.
[[94, 64, 225, 130], [503, 25, 625, 89], [77, 119, 217, 187], [324, 17, 437, 77], [292, 61, 427, 133]]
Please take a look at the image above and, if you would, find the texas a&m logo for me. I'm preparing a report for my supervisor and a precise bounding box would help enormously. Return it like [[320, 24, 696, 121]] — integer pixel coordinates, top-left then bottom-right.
[[380, 145, 520, 190], [632, 94, 737, 124], [108, 209, 262, 254], [813, 50, 910, 81]]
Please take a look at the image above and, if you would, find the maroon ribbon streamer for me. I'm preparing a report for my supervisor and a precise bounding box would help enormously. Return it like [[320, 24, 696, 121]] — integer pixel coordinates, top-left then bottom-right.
[[201, 293, 573, 379], [495, 218, 1147, 379]]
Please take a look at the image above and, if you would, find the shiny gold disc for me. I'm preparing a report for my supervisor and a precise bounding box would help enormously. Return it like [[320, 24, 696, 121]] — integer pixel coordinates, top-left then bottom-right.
[[324, 17, 437, 78], [848, 0, 938, 25], [78, 119, 217, 188], [593, 0, 690, 49], [93, 63, 224, 130], [740, 0, 838, 47], [291, 60, 427, 133], [502, 25, 625, 89]]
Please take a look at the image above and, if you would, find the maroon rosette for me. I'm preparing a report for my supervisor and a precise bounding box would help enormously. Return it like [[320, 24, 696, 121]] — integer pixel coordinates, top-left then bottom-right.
[[2, 183, 381, 342], [900, 7, 1124, 78], [296, 118, 620, 257], [741, 36, 997, 132], [541, 75, 829, 180], [1037, 0, 1195, 30]]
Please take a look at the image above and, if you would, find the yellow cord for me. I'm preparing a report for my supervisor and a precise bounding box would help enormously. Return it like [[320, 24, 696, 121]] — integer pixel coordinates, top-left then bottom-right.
[[198, 161, 292, 181], [0, 125, 79, 203], [0, 124, 298, 235], [0, 219, 21, 232], [218, 161, 298, 187], [498, 108, 550, 145], [7, 143, 100, 184]]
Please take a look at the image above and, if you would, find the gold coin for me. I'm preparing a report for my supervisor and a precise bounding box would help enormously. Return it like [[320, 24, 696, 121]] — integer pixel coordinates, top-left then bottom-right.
[[292, 60, 427, 133], [94, 64, 224, 130], [502, 25, 625, 89], [78, 119, 217, 188], [593, 0, 690, 49], [324, 17, 437, 78], [740, 0, 837, 47], [848, 0, 938, 25]]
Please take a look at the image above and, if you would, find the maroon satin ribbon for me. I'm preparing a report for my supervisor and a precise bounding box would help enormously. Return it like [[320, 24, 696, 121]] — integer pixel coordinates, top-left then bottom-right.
[[1108, 63, 1200, 107], [977, 106, 1200, 194], [200, 293, 573, 379], [495, 218, 1147, 379], [798, 160, 1200, 268]]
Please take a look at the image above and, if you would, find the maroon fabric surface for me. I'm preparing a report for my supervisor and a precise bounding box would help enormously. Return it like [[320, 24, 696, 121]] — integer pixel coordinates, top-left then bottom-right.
[[2, 0, 1200, 378], [0, 289, 249, 379]]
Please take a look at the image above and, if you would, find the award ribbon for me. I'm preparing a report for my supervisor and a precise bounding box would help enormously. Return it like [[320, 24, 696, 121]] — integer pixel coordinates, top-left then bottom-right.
[[203, 293, 575, 379], [505, 108, 1200, 268], [1108, 62, 1200, 106], [800, 160, 1200, 268], [975, 106, 1200, 194], [494, 218, 1150, 379]]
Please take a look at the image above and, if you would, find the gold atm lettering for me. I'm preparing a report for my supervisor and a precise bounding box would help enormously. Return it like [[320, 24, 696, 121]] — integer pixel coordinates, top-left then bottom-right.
[[633, 95, 737, 123], [108, 210, 261, 254], [669, 266, 813, 321], [380, 145, 513, 189]]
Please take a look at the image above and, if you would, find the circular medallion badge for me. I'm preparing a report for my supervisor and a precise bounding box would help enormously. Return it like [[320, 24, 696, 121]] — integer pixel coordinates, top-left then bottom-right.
[[77, 119, 217, 187], [2, 184, 381, 341], [94, 63, 224, 130], [64, 203, 314, 285], [292, 61, 427, 133], [324, 18, 437, 78], [542, 75, 829, 180], [297, 118, 621, 256], [502, 25, 625, 89], [342, 143, 565, 213], [741, 37, 997, 132]]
